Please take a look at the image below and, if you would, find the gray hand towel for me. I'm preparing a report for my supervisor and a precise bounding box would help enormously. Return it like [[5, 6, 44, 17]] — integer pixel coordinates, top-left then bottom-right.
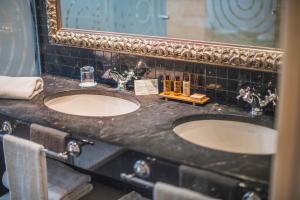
[[118, 191, 149, 200], [0, 76, 43, 100], [3, 159, 93, 200], [47, 159, 92, 200], [3, 134, 48, 200], [179, 165, 240, 200], [30, 123, 69, 153], [154, 182, 219, 200], [2, 171, 8, 189], [0, 193, 10, 200], [61, 183, 93, 200]]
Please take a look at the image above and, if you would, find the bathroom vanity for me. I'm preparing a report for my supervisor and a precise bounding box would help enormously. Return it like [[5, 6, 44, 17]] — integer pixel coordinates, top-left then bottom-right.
[[0, 75, 275, 199], [0, 0, 284, 199]]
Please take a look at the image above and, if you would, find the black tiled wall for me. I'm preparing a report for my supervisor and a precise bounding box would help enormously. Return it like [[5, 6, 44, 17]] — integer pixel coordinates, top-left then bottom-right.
[[36, 0, 278, 106]]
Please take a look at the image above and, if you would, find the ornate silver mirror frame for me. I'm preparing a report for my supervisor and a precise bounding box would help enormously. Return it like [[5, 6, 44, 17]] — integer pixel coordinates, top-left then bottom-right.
[[47, 0, 283, 72]]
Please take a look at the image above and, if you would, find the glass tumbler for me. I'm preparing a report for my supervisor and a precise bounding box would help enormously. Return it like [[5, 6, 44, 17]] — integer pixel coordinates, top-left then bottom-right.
[[79, 66, 97, 88]]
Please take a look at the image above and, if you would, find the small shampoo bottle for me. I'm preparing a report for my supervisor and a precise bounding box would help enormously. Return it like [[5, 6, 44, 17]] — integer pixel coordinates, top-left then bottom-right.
[[163, 75, 171, 95], [174, 76, 182, 96], [182, 75, 190, 97]]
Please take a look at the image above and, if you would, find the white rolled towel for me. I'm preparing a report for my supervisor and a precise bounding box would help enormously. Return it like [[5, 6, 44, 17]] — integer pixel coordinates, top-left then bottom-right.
[[0, 76, 44, 100]]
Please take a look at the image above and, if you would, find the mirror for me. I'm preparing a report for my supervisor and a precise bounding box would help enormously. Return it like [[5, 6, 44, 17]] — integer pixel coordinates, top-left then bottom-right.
[[59, 0, 280, 48], [47, 0, 283, 72]]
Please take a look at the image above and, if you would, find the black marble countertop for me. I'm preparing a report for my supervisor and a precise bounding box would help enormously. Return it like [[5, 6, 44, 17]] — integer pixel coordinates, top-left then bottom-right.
[[0, 75, 275, 185]]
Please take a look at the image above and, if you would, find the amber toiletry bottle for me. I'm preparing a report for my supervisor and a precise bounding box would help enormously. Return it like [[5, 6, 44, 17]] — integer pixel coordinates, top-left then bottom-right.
[[164, 75, 171, 95], [174, 76, 182, 96], [183, 75, 190, 97]]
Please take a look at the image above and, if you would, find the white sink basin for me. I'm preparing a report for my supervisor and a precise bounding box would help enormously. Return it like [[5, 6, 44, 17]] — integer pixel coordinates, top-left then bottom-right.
[[173, 120, 278, 155], [45, 93, 140, 117]]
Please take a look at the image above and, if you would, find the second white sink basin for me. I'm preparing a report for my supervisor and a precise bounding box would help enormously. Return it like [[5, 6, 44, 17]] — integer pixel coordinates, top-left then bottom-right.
[[45, 93, 140, 117], [173, 119, 278, 155]]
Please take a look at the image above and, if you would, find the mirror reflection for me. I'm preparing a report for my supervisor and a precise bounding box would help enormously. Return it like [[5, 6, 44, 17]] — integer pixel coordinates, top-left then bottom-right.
[[60, 0, 280, 48]]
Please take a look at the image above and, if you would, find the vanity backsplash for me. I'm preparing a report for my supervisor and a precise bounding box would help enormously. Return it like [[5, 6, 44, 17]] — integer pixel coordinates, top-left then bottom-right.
[[36, 0, 277, 107]]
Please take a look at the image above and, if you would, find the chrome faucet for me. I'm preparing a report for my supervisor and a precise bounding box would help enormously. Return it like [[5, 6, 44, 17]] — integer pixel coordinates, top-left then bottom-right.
[[237, 85, 278, 116], [102, 68, 136, 90], [102, 59, 149, 91]]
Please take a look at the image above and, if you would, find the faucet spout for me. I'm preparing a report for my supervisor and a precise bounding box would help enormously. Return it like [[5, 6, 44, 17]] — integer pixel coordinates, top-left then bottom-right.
[[237, 86, 278, 116], [101, 59, 150, 91]]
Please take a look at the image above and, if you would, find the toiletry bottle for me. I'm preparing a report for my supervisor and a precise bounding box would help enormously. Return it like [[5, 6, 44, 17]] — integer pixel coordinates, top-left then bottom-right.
[[164, 75, 171, 95], [183, 75, 191, 97], [174, 76, 182, 96]]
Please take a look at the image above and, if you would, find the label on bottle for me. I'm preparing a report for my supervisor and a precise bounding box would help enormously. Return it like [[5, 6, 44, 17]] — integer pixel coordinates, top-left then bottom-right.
[[183, 81, 190, 96], [164, 80, 171, 94], [174, 81, 182, 95]]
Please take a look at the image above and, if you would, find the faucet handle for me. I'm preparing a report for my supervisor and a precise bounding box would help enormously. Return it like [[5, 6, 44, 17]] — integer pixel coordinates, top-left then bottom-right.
[[66, 138, 94, 157], [237, 86, 251, 100], [265, 89, 278, 106]]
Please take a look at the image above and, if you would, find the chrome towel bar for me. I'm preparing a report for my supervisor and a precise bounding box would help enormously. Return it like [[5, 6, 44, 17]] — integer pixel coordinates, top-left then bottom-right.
[[0, 121, 69, 160], [0, 133, 69, 160], [0, 121, 94, 161], [120, 173, 154, 190]]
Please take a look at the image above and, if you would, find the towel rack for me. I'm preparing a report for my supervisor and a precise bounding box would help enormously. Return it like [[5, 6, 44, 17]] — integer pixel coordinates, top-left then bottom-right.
[[120, 173, 155, 190], [0, 121, 69, 160], [0, 133, 69, 160]]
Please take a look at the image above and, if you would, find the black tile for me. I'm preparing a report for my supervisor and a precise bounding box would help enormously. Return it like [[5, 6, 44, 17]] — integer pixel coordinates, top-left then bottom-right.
[[196, 75, 206, 88], [190, 73, 197, 86], [217, 67, 228, 78], [45, 54, 56, 64], [45, 45, 56, 55], [239, 69, 251, 81], [70, 48, 80, 57], [89, 51, 96, 60], [194, 64, 205, 75], [111, 53, 119, 66], [77, 58, 89, 68], [95, 60, 104, 71], [206, 76, 217, 89], [263, 72, 277, 85], [78, 49, 93, 58], [228, 80, 239, 92], [155, 58, 166, 68], [102, 51, 112, 64], [173, 61, 186, 72], [251, 71, 263, 83], [143, 56, 156, 69], [55, 55, 76, 66], [227, 91, 239, 105], [206, 89, 216, 101], [54, 47, 70, 57], [216, 90, 228, 104], [94, 69, 104, 80], [228, 68, 239, 80], [164, 61, 175, 72], [61, 65, 75, 76], [216, 78, 228, 90], [206, 65, 217, 77], [88, 58, 96, 67], [193, 88, 206, 95]]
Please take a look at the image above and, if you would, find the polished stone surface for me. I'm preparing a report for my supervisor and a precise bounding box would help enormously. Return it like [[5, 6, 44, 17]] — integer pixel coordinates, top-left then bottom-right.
[[0, 75, 275, 185]]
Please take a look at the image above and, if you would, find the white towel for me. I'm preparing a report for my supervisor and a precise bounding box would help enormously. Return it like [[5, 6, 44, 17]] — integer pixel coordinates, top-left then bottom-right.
[[47, 159, 92, 200], [154, 182, 220, 200], [3, 134, 48, 200], [0, 76, 43, 100]]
